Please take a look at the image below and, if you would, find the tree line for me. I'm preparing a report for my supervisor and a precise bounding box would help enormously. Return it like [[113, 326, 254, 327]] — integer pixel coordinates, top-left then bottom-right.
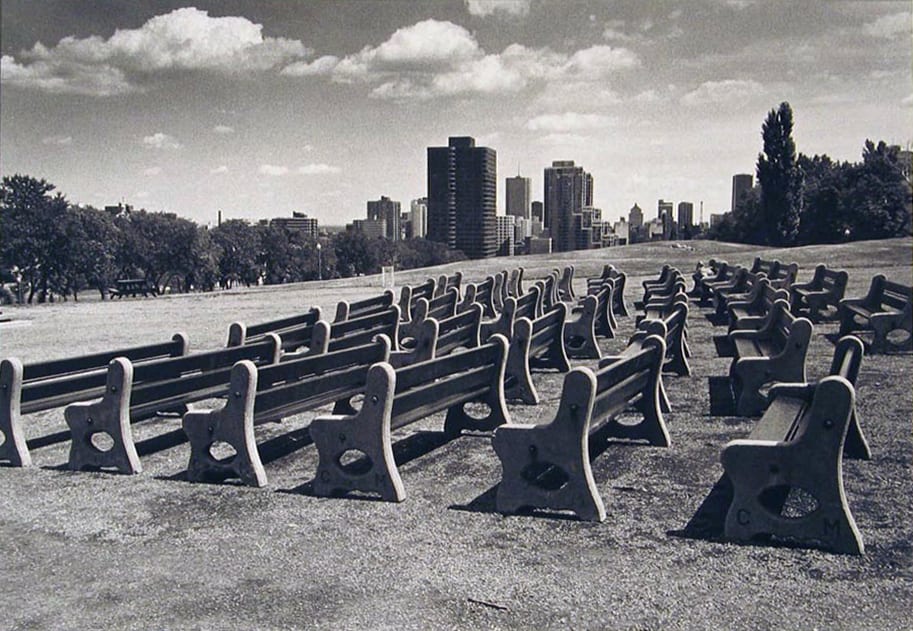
[[0, 175, 464, 304], [709, 102, 912, 246]]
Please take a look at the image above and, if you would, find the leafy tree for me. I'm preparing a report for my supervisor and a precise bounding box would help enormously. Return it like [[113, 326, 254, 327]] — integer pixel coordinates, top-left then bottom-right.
[[844, 140, 912, 240], [256, 224, 293, 284], [0, 174, 70, 302], [210, 219, 261, 288], [55, 206, 121, 300], [757, 102, 803, 246], [333, 231, 377, 277]]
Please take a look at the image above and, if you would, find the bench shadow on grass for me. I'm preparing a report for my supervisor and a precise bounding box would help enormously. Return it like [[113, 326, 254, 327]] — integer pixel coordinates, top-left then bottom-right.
[[280, 429, 457, 501], [450, 422, 660, 522]]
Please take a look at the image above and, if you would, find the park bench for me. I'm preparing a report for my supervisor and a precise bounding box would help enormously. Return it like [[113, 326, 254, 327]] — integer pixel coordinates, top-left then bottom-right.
[[641, 268, 684, 304], [492, 334, 668, 521], [767, 262, 800, 291], [701, 264, 746, 306], [226, 307, 322, 348], [837, 274, 912, 353], [710, 267, 763, 315], [334, 291, 395, 322], [684, 337, 869, 555], [399, 288, 459, 343], [308, 335, 512, 502], [748, 257, 780, 279], [638, 286, 688, 323], [728, 300, 813, 416], [698, 261, 737, 305], [789, 265, 849, 321], [64, 337, 282, 474], [642, 265, 674, 297], [310, 306, 402, 357], [507, 267, 524, 298], [727, 279, 791, 331], [536, 271, 560, 313], [0, 334, 189, 467], [419, 304, 485, 357], [509, 284, 542, 322], [504, 304, 570, 405], [587, 277, 621, 334], [459, 275, 498, 318], [689, 259, 724, 298], [633, 302, 691, 377], [492, 270, 510, 313], [556, 266, 575, 302], [433, 272, 463, 299], [564, 285, 613, 359], [601, 265, 629, 317], [182, 336, 395, 487], [398, 278, 437, 322], [110, 278, 157, 298]]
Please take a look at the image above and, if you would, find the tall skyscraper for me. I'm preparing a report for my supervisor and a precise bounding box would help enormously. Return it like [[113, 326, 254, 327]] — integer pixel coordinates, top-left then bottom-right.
[[531, 201, 544, 224], [427, 136, 497, 259], [658, 199, 674, 240], [628, 203, 643, 228], [732, 173, 753, 211], [367, 195, 401, 240], [410, 197, 427, 238], [506, 174, 531, 220], [544, 160, 594, 252], [677, 201, 694, 232]]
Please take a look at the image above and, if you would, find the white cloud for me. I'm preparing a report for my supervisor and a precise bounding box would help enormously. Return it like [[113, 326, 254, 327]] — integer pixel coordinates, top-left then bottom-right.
[[41, 135, 73, 145], [862, 12, 911, 39], [534, 82, 622, 110], [527, 112, 615, 132], [297, 163, 341, 175], [292, 19, 638, 101], [143, 166, 162, 176], [465, 0, 530, 18], [535, 133, 588, 146], [210, 165, 229, 174], [281, 55, 340, 77], [1, 8, 309, 96], [680, 79, 764, 106], [259, 164, 289, 176], [213, 125, 234, 134], [141, 132, 182, 149]]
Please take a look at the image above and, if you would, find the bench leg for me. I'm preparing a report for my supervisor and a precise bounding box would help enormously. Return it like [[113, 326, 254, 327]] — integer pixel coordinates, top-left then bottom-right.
[[563, 298, 601, 360], [504, 320, 539, 405], [310, 364, 405, 502], [182, 361, 267, 487], [493, 370, 606, 521], [64, 358, 142, 474], [0, 358, 31, 466], [722, 378, 864, 555], [870, 315, 913, 354]]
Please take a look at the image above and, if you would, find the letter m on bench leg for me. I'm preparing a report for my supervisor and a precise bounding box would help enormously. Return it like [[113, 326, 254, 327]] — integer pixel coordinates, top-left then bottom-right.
[[310, 363, 405, 502], [493, 369, 606, 522]]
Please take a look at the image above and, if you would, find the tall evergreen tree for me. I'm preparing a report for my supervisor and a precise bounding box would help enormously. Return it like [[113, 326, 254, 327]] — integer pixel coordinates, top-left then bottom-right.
[[757, 102, 803, 246]]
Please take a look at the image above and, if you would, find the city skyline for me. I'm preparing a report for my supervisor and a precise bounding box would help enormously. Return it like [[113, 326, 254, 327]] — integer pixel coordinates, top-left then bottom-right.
[[1, 1, 910, 226]]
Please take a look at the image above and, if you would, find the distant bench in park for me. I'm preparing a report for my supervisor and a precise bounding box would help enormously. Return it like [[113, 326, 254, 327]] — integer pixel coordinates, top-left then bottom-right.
[[0, 334, 189, 467], [727, 278, 790, 331], [790, 264, 849, 320], [838, 274, 912, 353], [110, 278, 158, 298]]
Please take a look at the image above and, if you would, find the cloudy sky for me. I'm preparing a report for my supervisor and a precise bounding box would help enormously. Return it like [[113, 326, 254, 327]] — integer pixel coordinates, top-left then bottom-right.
[[1, 1, 910, 226]]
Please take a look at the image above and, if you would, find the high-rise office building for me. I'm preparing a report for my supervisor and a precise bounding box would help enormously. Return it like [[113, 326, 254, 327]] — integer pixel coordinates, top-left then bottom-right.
[[677, 201, 694, 233], [427, 136, 497, 259], [506, 175, 531, 220], [410, 197, 427, 238], [367, 195, 401, 241], [629, 204, 643, 228], [531, 201, 544, 224], [496, 215, 516, 257], [732, 174, 753, 211], [544, 160, 595, 252], [658, 199, 674, 240]]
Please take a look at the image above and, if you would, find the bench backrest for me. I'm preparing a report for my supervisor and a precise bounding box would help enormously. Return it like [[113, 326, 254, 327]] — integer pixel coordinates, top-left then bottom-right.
[[767, 300, 812, 351], [507, 267, 524, 298], [866, 275, 913, 312], [316, 306, 401, 354], [434, 272, 463, 298], [227, 307, 322, 347], [513, 284, 542, 321], [537, 272, 559, 312], [528, 303, 567, 355], [334, 291, 395, 322], [768, 262, 799, 289], [590, 335, 666, 441], [388, 335, 509, 431], [423, 304, 482, 357], [248, 336, 392, 424], [398, 279, 436, 320], [124, 336, 281, 412], [411, 287, 459, 324]]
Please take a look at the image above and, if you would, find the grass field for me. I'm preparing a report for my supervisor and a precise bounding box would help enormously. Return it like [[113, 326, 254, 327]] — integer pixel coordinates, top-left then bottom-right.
[[2, 238, 911, 629]]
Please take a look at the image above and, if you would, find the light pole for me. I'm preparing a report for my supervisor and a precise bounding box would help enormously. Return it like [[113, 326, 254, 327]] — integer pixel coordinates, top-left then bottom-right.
[[316, 242, 322, 281]]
